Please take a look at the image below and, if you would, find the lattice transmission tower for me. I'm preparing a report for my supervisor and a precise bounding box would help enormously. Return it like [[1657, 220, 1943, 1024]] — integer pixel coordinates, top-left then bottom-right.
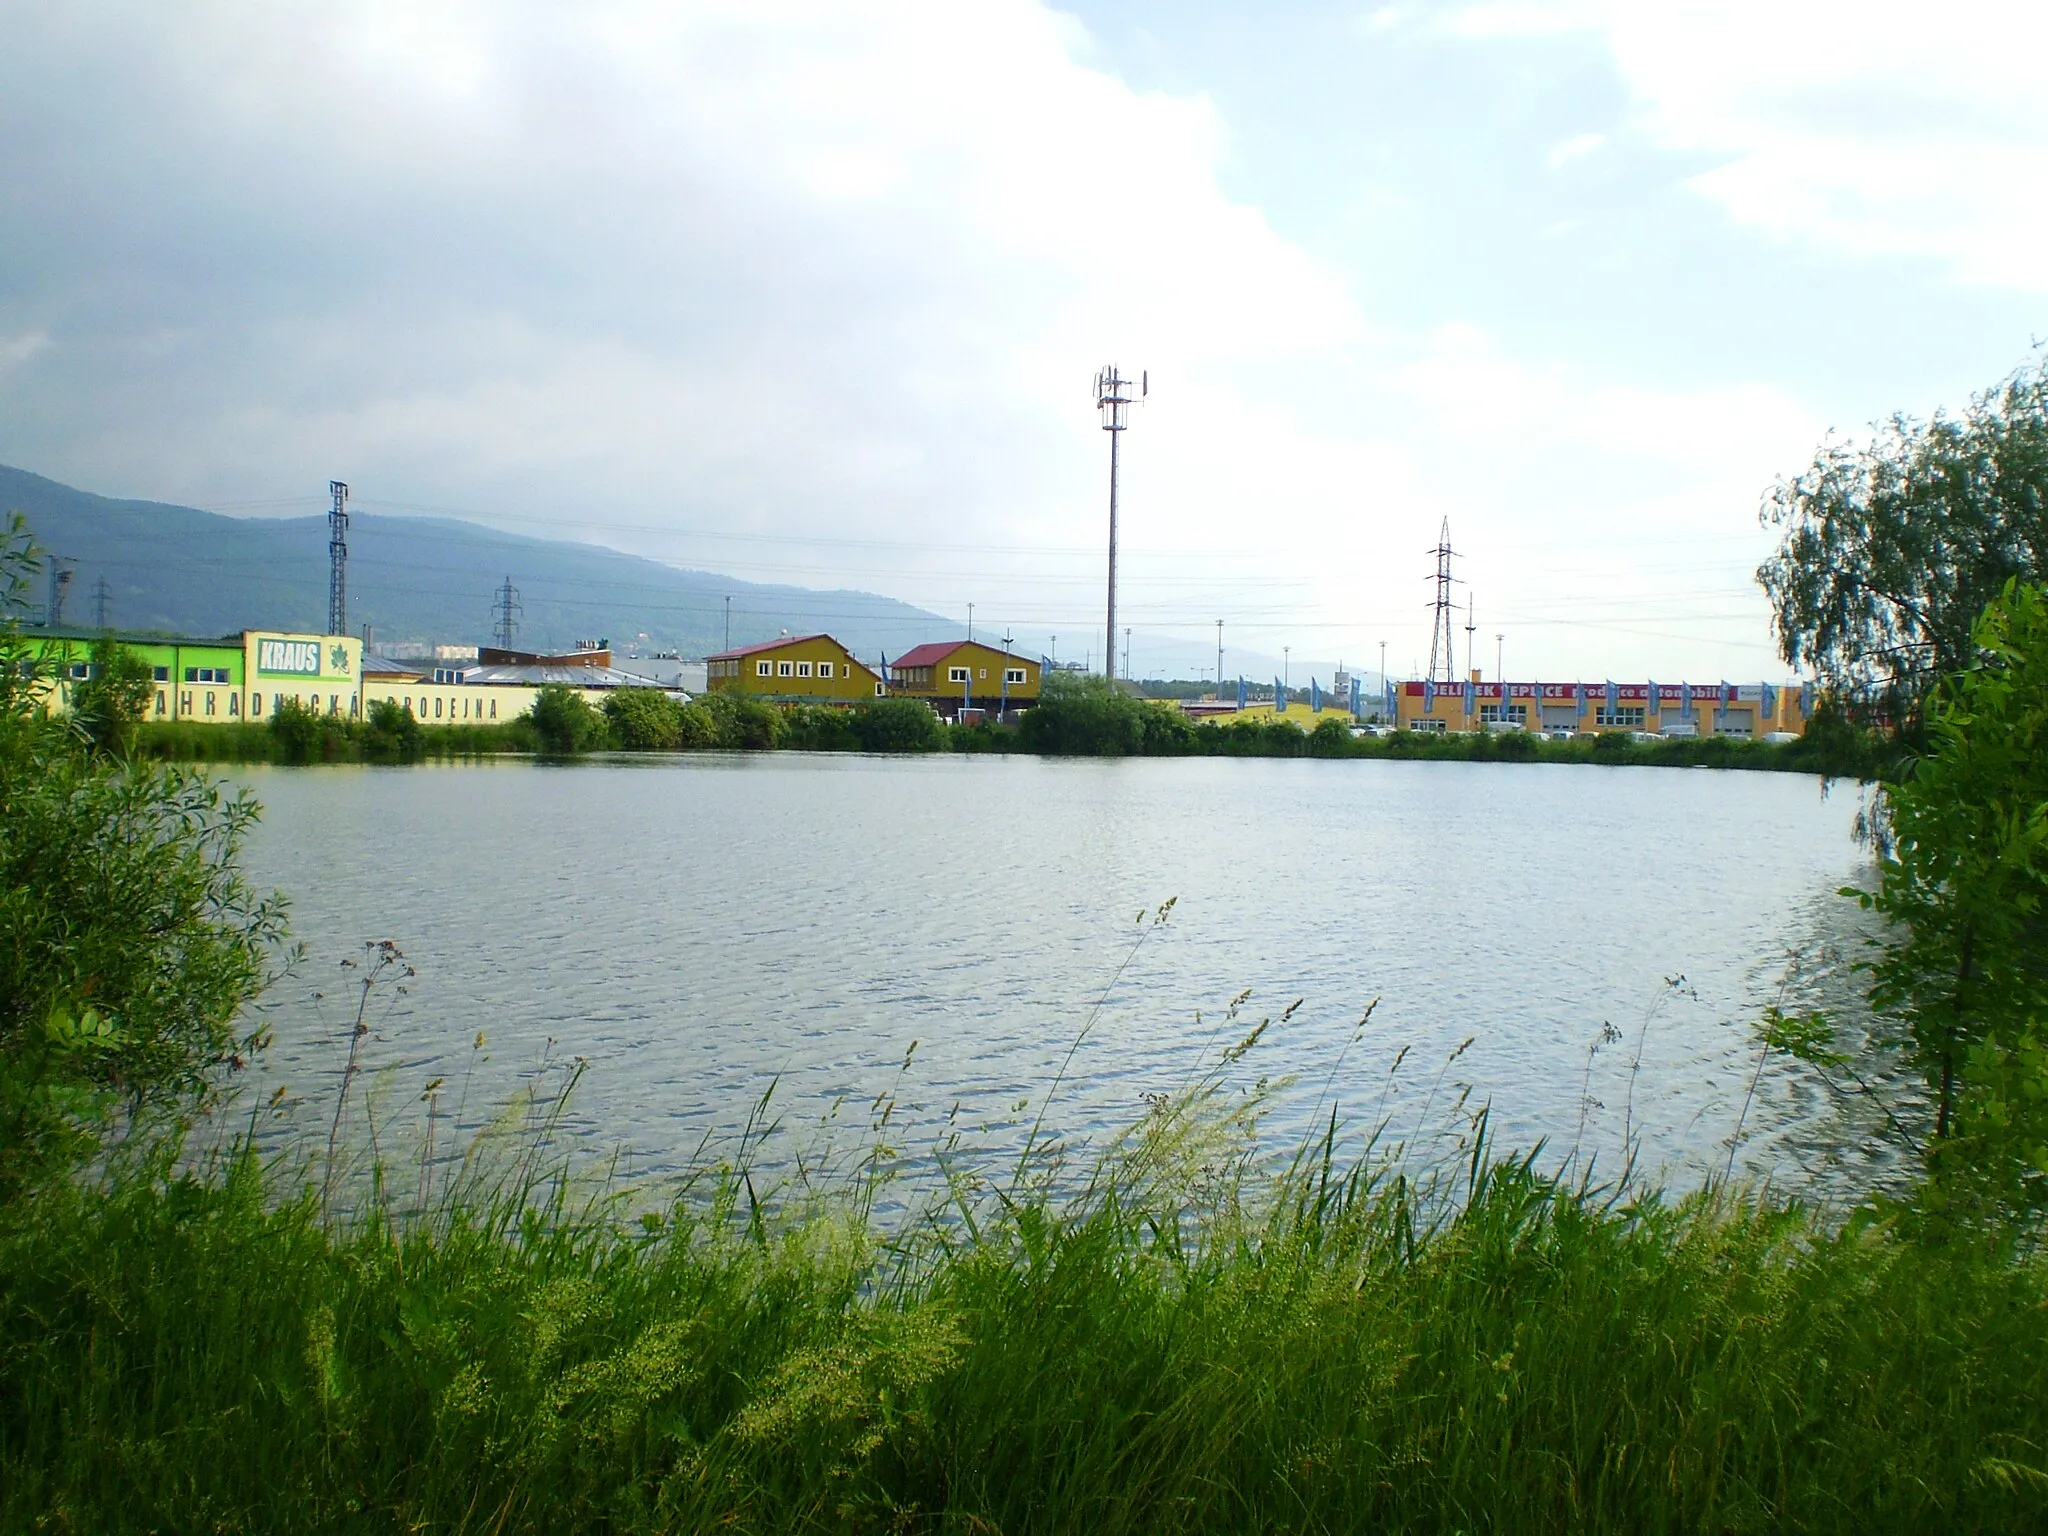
[[1425, 518, 1461, 685]]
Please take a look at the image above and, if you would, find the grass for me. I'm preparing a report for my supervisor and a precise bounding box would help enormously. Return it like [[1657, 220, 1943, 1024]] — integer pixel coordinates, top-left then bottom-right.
[[4, 1053, 2046, 1534], [135, 718, 531, 763]]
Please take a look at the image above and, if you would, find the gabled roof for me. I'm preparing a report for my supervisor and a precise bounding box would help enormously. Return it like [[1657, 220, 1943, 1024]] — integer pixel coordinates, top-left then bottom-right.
[[890, 640, 1035, 670], [706, 633, 835, 661]]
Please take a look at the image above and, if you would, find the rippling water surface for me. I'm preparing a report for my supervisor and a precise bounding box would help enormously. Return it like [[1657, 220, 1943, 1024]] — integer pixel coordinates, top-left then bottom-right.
[[234, 753, 1889, 1195]]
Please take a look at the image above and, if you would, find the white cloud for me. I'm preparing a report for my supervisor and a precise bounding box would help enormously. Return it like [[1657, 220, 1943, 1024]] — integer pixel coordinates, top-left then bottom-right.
[[1545, 132, 1606, 170], [1450, 0, 2048, 291]]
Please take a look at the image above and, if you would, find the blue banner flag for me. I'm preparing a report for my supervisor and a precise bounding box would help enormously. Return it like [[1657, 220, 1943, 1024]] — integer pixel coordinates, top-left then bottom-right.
[[1423, 678, 1435, 712], [1237, 674, 1247, 710], [1799, 682, 1813, 716], [1721, 680, 1735, 707], [1352, 676, 1365, 719], [1275, 677, 1287, 713], [1647, 680, 1659, 717], [1463, 675, 1475, 713], [1762, 682, 1777, 718], [1680, 681, 1692, 718], [1311, 677, 1322, 712], [1604, 680, 1618, 716], [1385, 679, 1396, 719], [1576, 682, 1587, 717]]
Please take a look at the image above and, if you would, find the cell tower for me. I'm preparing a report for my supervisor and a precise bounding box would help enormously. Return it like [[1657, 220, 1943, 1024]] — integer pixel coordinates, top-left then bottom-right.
[[45, 558, 73, 627], [1425, 517, 1460, 685], [492, 576, 522, 649], [1094, 364, 1146, 682], [92, 576, 111, 630], [327, 480, 350, 636]]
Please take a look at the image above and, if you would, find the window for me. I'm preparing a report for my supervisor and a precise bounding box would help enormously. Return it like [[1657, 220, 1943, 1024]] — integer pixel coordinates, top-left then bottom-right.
[[1479, 704, 1527, 726], [816, 662, 833, 678], [777, 660, 794, 677], [1595, 706, 1645, 728], [68, 663, 90, 679], [183, 666, 230, 684], [433, 667, 465, 684], [948, 666, 970, 683], [1005, 669, 1025, 684], [796, 661, 812, 678], [978, 668, 987, 680], [875, 682, 885, 696], [756, 660, 772, 677], [152, 665, 169, 682]]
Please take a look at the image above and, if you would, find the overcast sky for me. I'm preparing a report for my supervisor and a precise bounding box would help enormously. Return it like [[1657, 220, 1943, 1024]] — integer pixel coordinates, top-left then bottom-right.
[[2, 0, 2044, 680]]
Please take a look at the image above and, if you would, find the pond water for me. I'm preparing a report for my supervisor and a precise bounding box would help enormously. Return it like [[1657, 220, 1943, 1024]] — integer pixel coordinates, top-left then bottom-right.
[[232, 753, 1895, 1198]]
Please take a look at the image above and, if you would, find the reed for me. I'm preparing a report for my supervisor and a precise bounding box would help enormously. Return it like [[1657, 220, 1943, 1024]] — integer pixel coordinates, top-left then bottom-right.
[[3, 1024, 2045, 1534]]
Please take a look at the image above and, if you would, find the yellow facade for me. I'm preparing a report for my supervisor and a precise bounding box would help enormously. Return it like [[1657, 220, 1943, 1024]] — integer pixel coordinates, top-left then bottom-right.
[[887, 640, 1040, 708], [361, 677, 612, 723], [705, 634, 884, 703], [1391, 679, 1813, 736]]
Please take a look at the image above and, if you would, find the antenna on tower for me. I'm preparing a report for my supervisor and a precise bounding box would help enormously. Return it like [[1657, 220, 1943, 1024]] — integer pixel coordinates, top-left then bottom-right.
[[492, 576, 522, 649], [1425, 518, 1460, 685], [1094, 363, 1146, 682], [91, 576, 112, 631], [327, 480, 350, 636], [45, 558, 74, 628]]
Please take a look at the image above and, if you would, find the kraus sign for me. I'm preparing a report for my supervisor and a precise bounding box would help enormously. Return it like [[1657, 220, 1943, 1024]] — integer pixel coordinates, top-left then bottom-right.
[[257, 639, 326, 676]]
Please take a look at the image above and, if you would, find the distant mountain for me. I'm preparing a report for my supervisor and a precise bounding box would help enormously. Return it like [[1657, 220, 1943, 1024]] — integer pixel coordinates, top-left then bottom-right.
[[0, 464, 966, 663]]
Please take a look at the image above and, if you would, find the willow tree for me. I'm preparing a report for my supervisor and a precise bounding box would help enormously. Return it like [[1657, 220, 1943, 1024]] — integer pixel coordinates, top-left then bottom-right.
[[1758, 359, 2048, 727]]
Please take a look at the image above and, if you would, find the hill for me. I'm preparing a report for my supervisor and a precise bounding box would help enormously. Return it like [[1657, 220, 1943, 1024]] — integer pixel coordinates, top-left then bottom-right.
[[0, 464, 962, 662]]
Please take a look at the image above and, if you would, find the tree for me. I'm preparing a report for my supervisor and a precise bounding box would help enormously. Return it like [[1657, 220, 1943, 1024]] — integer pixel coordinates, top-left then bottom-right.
[[1853, 580, 2048, 1213], [528, 685, 608, 754], [67, 635, 154, 757], [1758, 358, 2048, 727], [848, 697, 943, 752], [696, 691, 781, 751], [603, 687, 684, 751], [0, 520, 282, 1194], [362, 697, 424, 763], [1016, 672, 1146, 756]]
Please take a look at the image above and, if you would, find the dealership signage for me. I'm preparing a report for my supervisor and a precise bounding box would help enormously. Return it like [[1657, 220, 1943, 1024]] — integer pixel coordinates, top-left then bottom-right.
[[256, 638, 351, 678]]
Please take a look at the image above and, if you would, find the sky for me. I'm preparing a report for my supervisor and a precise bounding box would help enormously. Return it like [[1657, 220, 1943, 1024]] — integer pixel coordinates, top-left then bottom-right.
[[2, 0, 2044, 682]]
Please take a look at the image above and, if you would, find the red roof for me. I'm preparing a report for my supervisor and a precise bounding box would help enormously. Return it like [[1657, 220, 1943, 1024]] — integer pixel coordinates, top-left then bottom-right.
[[891, 640, 1033, 670], [706, 634, 834, 661]]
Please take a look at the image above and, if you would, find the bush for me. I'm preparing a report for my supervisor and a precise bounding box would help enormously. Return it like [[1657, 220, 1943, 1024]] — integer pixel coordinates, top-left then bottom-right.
[[1016, 674, 1147, 756], [849, 697, 943, 752], [1307, 717, 1357, 758], [603, 688, 684, 751], [528, 686, 608, 754], [67, 636, 154, 757], [266, 697, 352, 764], [675, 702, 720, 749], [698, 691, 781, 751], [361, 698, 423, 763], [0, 520, 281, 1194], [780, 703, 859, 752]]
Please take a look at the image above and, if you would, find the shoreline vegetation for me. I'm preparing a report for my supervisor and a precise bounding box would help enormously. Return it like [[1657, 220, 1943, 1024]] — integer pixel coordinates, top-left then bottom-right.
[[131, 676, 1894, 780], [5, 394, 2047, 1536]]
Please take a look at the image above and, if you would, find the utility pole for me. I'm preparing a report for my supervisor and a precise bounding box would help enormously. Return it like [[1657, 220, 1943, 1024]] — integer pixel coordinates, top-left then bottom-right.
[[1283, 645, 1290, 693], [1465, 593, 1477, 683], [1496, 632, 1504, 685], [1380, 639, 1388, 718], [1001, 630, 1013, 717], [967, 602, 974, 643], [91, 576, 111, 630], [1123, 626, 1131, 680], [1094, 364, 1145, 682], [1050, 635, 1057, 670], [492, 576, 522, 649], [1426, 517, 1459, 685], [723, 595, 731, 652], [327, 480, 349, 637], [1216, 619, 1224, 695]]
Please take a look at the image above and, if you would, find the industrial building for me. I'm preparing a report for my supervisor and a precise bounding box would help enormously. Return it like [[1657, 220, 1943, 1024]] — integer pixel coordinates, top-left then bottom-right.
[[28, 628, 363, 723], [1390, 678, 1813, 736]]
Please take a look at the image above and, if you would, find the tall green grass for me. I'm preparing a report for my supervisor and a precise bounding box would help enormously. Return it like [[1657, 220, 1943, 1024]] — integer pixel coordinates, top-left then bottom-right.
[[4, 1045, 2046, 1534]]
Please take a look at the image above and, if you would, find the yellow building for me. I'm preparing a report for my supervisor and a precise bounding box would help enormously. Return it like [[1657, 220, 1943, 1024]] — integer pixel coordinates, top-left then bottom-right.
[[1391, 677, 1814, 737], [705, 634, 885, 703], [30, 628, 364, 723], [886, 640, 1040, 719]]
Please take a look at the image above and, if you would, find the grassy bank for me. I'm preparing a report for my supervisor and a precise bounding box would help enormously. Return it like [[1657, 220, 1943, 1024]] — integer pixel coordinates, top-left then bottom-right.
[[136, 717, 532, 764], [3, 1122, 2044, 1534]]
